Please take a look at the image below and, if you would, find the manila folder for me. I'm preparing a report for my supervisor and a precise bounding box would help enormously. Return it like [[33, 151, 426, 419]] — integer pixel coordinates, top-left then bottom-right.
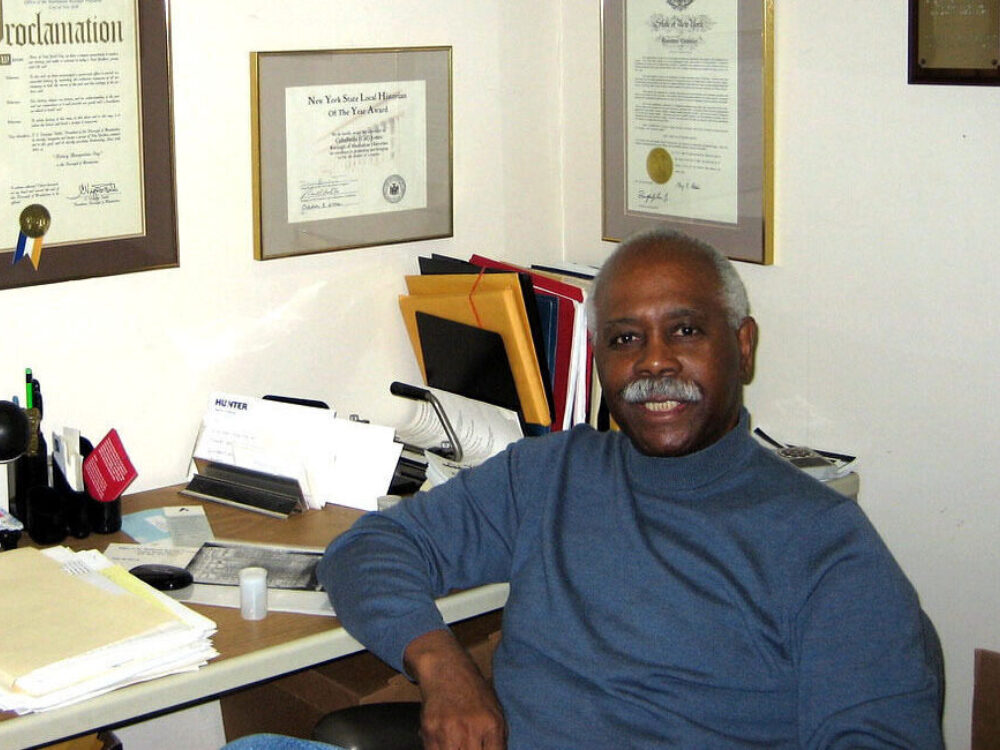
[[0, 547, 176, 692]]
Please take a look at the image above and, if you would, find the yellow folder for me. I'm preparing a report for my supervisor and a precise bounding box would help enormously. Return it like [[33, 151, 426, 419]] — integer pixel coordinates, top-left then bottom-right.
[[0, 547, 176, 692], [398, 287, 552, 426], [404, 272, 524, 298]]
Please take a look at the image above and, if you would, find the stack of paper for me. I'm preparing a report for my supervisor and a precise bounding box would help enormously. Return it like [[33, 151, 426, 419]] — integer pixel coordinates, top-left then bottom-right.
[[394, 386, 524, 487], [0, 546, 217, 715], [192, 392, 402, 511]]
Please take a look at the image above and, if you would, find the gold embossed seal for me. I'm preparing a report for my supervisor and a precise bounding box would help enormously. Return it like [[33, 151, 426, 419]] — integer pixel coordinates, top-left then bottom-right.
[[646, 148, 674, 185], [19, 204, 51, 239]]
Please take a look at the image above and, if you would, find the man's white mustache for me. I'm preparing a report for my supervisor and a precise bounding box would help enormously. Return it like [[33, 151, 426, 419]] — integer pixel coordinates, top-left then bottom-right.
[[621, 377, 702, 403]]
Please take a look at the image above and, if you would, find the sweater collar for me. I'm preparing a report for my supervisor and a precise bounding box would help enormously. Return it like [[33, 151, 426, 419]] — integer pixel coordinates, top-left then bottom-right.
[[621, 409, 755, 492]]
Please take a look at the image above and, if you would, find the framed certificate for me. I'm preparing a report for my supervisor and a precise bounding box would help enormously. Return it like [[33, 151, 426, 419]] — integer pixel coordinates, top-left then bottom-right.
[[251, 46, 453, 260], [909, 0, 1000, 85], [0, 0, 177, 290], [602, 0, 774, 264]]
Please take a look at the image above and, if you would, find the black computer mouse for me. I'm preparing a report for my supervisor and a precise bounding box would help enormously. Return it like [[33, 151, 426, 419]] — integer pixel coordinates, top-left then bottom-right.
[[129, 563, 194, 591]]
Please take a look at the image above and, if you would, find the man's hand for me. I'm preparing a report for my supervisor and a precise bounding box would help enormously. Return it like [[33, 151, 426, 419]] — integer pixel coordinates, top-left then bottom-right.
[[404, 629, 507, 750]]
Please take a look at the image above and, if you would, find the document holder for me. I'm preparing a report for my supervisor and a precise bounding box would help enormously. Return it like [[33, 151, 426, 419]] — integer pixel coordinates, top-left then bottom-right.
[[390, 382, 464, 462], [181, 458, 306, 519]]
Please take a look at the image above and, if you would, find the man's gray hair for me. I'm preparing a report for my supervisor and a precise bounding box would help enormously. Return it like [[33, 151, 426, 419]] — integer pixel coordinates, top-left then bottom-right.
[[586, 228, 751, 333]]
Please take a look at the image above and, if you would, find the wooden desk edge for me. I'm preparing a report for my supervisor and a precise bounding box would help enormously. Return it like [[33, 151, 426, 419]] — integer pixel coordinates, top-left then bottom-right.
[[4, 583, 510, 749]]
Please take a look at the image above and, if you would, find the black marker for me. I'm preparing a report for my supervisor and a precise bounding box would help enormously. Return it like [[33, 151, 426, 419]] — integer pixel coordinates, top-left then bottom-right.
[[31, 377, 42, 418]]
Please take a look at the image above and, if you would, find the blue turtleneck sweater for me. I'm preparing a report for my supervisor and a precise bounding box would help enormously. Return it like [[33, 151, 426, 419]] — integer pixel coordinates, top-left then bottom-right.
[[319, 414, 943, 748]]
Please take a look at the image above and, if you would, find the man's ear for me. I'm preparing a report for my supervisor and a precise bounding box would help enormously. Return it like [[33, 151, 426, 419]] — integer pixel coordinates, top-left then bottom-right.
[[736, 317, 758, 385]]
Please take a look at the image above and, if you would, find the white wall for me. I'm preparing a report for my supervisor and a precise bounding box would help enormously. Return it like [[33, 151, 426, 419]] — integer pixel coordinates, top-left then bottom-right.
[[1, 0, 562, 492], [3, 1, 995, 747], [561, 4, 1000, 747]]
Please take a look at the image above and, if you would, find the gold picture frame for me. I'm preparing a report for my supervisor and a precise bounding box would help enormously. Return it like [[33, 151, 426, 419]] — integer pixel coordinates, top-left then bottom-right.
[[601, 0, 774, 264], [250, 46, 453, 260], [909, 0, 1000, 85]]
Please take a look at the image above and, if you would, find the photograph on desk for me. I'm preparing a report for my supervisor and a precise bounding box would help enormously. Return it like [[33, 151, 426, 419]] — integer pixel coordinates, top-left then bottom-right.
[[185, 540, 322, 591]]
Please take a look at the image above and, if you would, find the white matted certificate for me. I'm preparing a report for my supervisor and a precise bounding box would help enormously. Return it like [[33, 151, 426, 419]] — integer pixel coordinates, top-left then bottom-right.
[[284, 80, 428, 223], [625, 0, 738, 224], [251, 47, 452, 260]]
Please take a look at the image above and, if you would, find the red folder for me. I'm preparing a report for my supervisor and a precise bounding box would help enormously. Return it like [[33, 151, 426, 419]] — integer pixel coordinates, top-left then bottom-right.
[[468, 255, 592, 430]]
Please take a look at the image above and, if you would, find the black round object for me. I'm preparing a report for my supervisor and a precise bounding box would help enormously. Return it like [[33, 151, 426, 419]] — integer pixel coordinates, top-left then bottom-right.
[[129, 564, 194, 591], [0, 401, 30, 462], [313, 702, 424, 750]]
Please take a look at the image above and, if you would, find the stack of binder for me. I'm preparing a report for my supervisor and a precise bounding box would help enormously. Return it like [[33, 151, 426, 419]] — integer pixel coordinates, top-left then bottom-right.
[[399, 254, 601, 433], [471, 255, 600, 431], [0, 546, 217, 714]]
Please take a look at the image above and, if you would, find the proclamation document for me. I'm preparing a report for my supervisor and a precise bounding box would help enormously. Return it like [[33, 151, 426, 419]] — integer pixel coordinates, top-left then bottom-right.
[[0, 0, 145, 250], [284, 80, 428, 224], [625, 0, 738, 224]]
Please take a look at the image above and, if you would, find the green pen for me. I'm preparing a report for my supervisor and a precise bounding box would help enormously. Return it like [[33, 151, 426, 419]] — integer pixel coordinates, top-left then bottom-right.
[[25, 368, 33, 410]]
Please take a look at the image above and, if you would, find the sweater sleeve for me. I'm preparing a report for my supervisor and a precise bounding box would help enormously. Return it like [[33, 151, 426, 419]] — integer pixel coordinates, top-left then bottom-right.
[[793, 502, 944, 749], [316, 447, 523, 674]]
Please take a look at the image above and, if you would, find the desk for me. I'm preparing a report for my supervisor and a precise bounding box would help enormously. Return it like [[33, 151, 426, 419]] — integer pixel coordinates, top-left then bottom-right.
[[0, 485, 510, 749]]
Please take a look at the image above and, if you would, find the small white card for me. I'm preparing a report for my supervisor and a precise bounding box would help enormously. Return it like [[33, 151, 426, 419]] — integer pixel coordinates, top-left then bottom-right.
[[165, 506, 214, 548]]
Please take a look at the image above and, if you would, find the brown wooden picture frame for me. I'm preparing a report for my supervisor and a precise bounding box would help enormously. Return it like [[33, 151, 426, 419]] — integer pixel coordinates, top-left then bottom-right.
[[0, 0, 178, 290]]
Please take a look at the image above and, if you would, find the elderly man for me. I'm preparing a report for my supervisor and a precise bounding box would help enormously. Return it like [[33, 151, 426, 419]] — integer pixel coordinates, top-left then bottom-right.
[[231, 230, 943, 749]]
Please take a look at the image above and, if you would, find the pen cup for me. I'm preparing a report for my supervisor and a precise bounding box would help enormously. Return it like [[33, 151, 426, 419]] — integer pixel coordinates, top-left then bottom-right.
[[25, 485, 67, 545], [89, 495, 122, 534], [0, 528, 20, 551], [74, 435, 120, 534], [239, 566, 268, 621], [52, 461, 90, 539]]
